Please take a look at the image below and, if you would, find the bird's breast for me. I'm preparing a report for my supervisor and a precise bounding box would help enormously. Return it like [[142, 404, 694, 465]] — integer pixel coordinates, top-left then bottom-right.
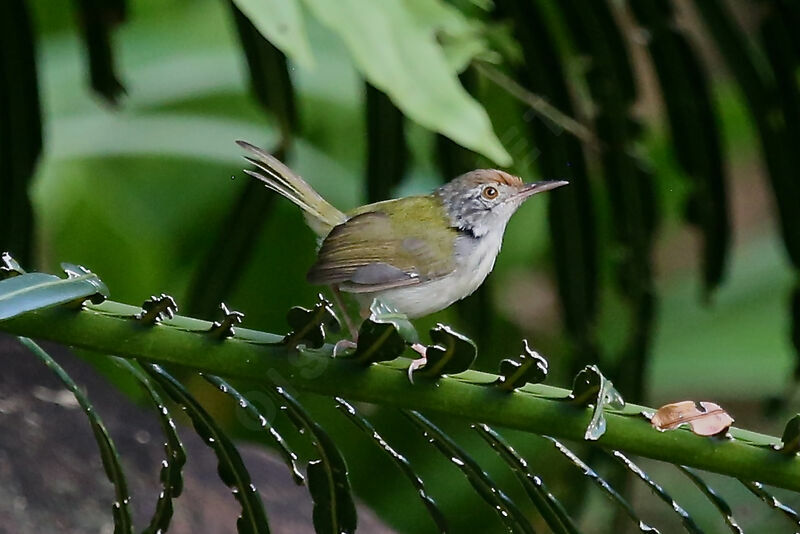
[[451, 230, 504, 297], [353, 230, 503, 318]]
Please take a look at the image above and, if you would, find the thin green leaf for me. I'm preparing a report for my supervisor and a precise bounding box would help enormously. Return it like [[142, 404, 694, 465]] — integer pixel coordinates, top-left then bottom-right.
[[231, 0, 314, 69], [567, 365, 625, 441], [366, 299, 419, 343], [350, 318, 406, 365], [547, 438, 658, 533], [417, 324, 477, 378], [18, 337, 133, 534], [283, 294, 342, 349], [610, 450, 701, 533], [475, 424, 579, 534], [136, 294, 179, 325], [0, 268, 108, 320], [348, 300, 419, 364], [496, 339, 548, 391], [266, 386, 357, 534], [0, 251, 25, 279], [302, 0, 511, 164], [403, 410, 535, 534], [203, 375, 305, 485], [114, 359, 186, 534], [206, 303, 245, 339], [741, 480, 800, 528], [0, 0, 41, 265], [72, 0, 126, 104], [335, 398, 448, 533], [677, 466, 742, 534], [145, 364, 271, 534], [777, 414, 800, 455]]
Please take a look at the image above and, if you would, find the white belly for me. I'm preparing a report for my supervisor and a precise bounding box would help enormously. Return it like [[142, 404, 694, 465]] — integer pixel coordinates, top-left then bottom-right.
[[354, 230, 503, 318]]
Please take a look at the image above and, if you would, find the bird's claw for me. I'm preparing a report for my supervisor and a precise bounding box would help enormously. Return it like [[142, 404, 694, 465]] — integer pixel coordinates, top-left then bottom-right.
[[333, 339, 357, 357], [407, 343, 428, 384]]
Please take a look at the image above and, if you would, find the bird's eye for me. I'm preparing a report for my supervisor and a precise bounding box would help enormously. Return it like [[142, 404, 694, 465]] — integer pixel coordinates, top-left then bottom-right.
[[482, 186, 499, 200]]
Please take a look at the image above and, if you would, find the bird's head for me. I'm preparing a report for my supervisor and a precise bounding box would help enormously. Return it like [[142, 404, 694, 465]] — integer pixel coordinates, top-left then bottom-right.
[[436, 169, 568, 237]]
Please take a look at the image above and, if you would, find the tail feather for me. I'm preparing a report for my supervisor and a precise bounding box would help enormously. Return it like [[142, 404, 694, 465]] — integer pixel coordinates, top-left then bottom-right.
[[236, 140, 346, 236]]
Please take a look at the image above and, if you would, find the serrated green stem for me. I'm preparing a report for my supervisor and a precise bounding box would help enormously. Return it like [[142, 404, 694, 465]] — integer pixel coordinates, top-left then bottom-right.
[[2, 301, 799, 491]]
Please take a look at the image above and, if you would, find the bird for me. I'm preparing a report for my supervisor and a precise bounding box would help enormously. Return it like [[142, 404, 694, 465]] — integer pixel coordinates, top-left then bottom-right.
[[236, 140, 567, 376]]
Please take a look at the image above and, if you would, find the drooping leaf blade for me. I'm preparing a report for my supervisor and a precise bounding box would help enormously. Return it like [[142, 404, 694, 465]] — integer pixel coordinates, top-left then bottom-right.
[[547, 438, 658, 533], [266, 386, 357, 534], [404, 410, 535, 534], [611, 450, 701, 533], [365, 83, 407, 202], [336, 399, 448, 533], [678, 466, 743, 534], [741, 480, 800, 528], [475, 424, 579, 534], [301, 0, 511, 165], [114, 359, 186, 534], [203, 375, 305, 485], [231, 0, 314, 69], [629, 0, 730, 295], [145, 364, 271, 534], [19, 337, 133, 534], [72, 0, 127, 104]]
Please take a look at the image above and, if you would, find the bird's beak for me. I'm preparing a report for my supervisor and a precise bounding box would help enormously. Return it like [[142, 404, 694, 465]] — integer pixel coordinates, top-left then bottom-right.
[[517, 180, 569, 201]]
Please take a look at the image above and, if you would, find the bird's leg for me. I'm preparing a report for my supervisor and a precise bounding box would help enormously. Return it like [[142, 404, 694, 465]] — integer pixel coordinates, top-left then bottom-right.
[[407, 343, 428, 383], [329, 284, 358, 341], [330, 285, 359, 357]]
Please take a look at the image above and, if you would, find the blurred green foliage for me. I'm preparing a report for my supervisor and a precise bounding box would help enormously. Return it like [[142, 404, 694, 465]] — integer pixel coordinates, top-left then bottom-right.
[[25, 0, 795, 398], [5, 0, 800, 531]]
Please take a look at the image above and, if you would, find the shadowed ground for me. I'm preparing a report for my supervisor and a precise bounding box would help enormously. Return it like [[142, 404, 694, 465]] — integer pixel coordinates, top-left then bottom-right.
[[0, 334, 392, 534]]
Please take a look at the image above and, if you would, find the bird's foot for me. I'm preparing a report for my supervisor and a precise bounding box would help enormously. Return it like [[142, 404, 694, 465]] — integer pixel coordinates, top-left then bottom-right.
[[333, 339, 358, 357], [407, 343, 428, 383]]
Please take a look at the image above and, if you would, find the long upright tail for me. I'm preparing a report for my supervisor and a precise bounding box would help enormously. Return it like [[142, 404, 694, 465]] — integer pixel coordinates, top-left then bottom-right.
[[236, 140, 347, 237]]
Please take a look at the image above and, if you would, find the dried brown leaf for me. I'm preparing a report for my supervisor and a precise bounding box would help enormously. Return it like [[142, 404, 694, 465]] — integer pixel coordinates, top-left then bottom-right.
[[651, 401, 733, 437]]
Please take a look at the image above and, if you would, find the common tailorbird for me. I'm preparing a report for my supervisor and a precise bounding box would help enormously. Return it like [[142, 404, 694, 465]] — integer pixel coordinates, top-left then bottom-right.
[[237, 140, 567, 375]]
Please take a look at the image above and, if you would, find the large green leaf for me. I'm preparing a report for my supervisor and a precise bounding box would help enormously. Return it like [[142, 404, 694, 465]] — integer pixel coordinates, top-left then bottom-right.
[[300, 0, 511, 165], [231, 0, 314, 69], [0, 267, 108, 320]]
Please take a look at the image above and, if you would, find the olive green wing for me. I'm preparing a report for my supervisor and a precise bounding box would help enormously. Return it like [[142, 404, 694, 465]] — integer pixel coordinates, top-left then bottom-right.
[[306, 206, 457, 293]]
